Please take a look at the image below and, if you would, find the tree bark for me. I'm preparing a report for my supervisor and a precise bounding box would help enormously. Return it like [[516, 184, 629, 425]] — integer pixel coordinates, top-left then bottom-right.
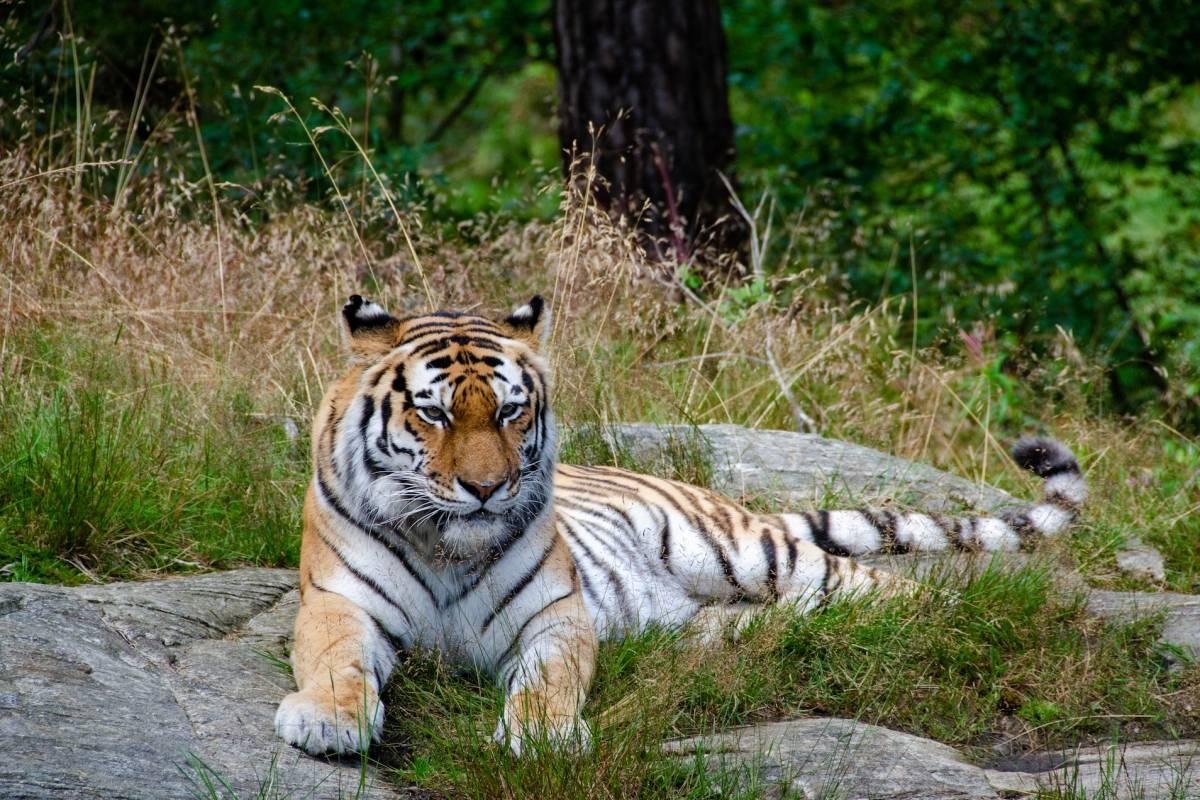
[[553, 0, 746, 259]]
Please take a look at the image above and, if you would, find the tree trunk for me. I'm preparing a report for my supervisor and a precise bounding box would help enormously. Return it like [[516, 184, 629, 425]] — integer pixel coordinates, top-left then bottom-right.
[[553, 0, 745, 260]]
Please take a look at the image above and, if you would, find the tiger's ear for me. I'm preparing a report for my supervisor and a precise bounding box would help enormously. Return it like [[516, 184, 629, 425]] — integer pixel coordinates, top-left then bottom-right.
[[342, 295, 403, 360], [500, 295, 549, 351]]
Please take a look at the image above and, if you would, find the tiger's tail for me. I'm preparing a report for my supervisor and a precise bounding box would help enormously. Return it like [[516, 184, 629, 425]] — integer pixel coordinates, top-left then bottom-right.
[[776, 437, 1087, 555], [1003, 436, 1088, 537]]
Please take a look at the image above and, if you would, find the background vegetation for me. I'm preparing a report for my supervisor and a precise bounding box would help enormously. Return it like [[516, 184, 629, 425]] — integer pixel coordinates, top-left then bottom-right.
[[5, 0, 1198, 418]]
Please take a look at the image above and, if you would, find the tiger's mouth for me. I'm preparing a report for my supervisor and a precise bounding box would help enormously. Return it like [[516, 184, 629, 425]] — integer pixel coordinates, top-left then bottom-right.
[[460, 508, 501, 522]]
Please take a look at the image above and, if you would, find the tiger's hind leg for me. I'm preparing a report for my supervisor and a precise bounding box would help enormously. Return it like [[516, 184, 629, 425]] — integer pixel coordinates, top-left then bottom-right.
[[274, 585, 397, 756], [776, 542, 919, 611], [664, 509, 918, 639], [685, 545, 916, 643]]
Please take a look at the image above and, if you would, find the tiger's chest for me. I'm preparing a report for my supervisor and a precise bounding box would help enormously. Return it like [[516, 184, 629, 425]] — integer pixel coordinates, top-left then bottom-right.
[[324, 526, 575, 672], [554, 496, 702, 639]]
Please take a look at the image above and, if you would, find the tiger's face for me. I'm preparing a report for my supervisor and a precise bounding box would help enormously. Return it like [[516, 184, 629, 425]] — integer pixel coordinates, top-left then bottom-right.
[[325, 295, 555, 561]]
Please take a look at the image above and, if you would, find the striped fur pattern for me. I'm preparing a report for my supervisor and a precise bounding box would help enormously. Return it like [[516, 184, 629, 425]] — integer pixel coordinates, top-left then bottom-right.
[[275, 296, 1088, 757]]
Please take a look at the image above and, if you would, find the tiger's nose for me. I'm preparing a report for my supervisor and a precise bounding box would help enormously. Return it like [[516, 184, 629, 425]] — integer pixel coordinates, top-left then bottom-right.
[[459, 478, 501, 502]]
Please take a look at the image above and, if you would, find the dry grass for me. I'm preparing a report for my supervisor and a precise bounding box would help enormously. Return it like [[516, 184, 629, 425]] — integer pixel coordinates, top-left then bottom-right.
[[2, 86, 1198, 800], [3, 129, 1196, 587]]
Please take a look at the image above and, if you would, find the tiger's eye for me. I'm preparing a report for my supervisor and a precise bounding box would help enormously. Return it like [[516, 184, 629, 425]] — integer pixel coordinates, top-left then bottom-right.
[[498, 403, 521, 419], [419, 406, 448, 424]]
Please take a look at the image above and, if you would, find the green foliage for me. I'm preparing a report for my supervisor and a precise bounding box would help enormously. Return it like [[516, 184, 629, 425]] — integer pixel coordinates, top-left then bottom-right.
[[0, 328, 305, 583], [724, 0, 1200, 417], [1, 0, 556, 216], [669, 563, 1178, 745], [4, 0, 1200, 416]]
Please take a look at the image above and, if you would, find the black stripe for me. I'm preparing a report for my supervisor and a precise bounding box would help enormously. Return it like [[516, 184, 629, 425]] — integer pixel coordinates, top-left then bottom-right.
[[480, 539, 557, 635], [559, 483, 623, 501], [785, 534, 798, 575], [315, 530, 415, 631], [314, 470, 438, 603], [760, 532, 779, 601], [1040, 463, 1080, 479], [555, 496, 657, 577], [379, 395, 393, 436], [399, 320, 502, 342], [412, 335, 503, 358], [558, 517, 634, 625], [494, 591, 575, 676], [866, 509, 905, 554], [621, 474, 747, 596], [806, 510, 850, 556], [309, 577, 406, 653], [450, 519, 537, 605], [817, 554, 835, 608], [358, 395, 375, 440], [659, 510, 674, 574]]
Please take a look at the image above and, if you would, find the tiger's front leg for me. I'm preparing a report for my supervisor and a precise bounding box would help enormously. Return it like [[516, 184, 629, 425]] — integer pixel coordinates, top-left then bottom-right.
[[274, 584, 397, 755], [491, 586, 597, 756]]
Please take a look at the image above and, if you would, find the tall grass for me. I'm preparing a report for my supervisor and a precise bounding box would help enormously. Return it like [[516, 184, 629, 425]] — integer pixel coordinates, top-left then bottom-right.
[[0, 329, 304, 583]]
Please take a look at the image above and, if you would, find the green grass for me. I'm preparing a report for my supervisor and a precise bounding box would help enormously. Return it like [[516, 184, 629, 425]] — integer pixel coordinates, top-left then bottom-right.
[[379, 637, 777, 800], [0, 328, 306, 584], [373, 562, 1196, 799]]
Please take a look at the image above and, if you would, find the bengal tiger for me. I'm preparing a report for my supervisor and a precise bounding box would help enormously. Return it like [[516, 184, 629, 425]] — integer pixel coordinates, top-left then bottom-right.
[[274, 294, 1087, 757]]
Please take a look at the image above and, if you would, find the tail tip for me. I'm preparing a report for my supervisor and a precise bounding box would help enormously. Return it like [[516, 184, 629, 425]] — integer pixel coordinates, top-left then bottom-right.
[[1011, 437, 1080, 478]]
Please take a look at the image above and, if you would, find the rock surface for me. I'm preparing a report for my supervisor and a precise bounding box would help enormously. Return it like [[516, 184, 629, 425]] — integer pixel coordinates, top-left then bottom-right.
[[1115, 536, 1168, 584], [600, 423, 1021, 512], [1088, 589, 1200, 663], [0, 569, 398, 800], [666, 718, 1200, 800]]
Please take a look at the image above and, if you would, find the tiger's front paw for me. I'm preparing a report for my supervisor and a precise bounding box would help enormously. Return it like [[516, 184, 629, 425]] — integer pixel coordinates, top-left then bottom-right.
[[274, 688, 383, 756], [493, 715, 592, 757]]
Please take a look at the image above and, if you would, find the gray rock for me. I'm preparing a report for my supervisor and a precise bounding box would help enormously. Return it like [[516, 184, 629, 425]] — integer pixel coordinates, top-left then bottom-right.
[[1115, 538, 1168, 584], [665, 717, 1001, 799], [0, 569, 398, 800], [987, 738, 1200, 799], [1087, 590, 1200, 662], [667, 718, 1200, 800], [600, 423, 1023, 512]]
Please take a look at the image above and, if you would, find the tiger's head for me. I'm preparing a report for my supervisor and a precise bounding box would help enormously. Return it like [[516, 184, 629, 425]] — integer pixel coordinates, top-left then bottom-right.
[[318, 294, 555, 562]]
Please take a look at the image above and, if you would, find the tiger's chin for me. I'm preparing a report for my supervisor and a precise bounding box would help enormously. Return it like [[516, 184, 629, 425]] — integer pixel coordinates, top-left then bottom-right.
[[431, 511, 512, 563]]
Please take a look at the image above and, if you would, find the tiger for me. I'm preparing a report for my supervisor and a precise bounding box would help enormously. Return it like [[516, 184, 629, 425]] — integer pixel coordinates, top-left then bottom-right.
[[273, 294, 1088, 757]]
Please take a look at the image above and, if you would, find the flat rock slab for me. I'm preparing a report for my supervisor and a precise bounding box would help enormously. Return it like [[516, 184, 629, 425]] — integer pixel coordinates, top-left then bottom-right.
[[988, 738, 1200, 798], [666, 717, 1000, 799], [0, 569, 399, 800], [667, 718, 1200, 800], [599, 423, 1021, 512], [1088, 590, 1200, 662]]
